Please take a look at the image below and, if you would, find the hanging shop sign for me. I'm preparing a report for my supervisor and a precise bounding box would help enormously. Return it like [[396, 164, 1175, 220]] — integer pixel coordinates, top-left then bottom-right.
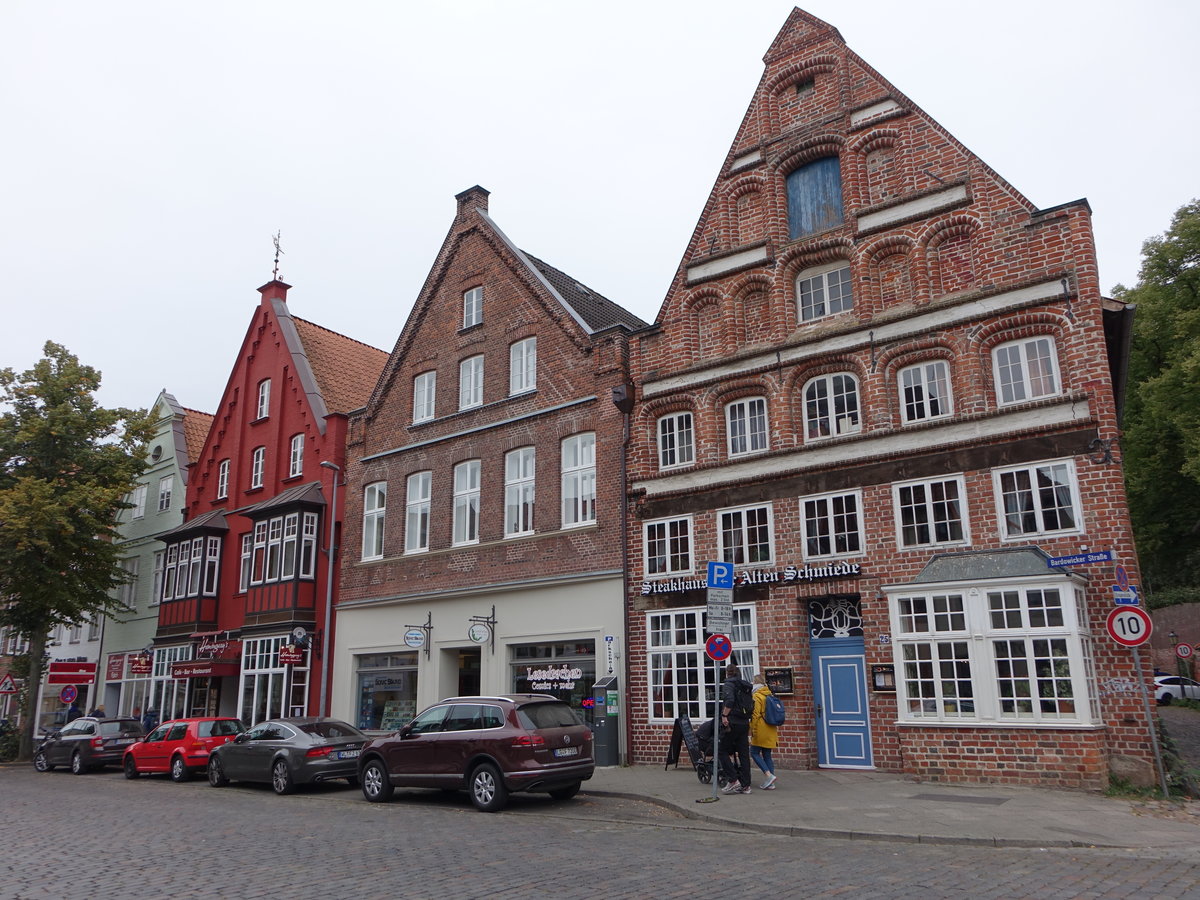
[[129, 654, 152, 676], [106, 654, 126, 681], [278, 644, 305, 665], [641, 560, 862, 595], [403, 629, 426, 649], [195, 632, 241, 659], [467, 623, 491, 645]]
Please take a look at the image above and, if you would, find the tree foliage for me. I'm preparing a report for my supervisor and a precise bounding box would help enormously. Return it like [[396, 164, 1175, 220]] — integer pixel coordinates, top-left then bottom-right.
[[0, 342, 154, 758], [1117, 200, 1200, 599]]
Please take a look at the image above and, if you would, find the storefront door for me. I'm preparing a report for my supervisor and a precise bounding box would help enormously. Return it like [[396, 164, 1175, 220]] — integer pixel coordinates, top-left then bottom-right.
[[457, 647, 480, 696], [811, 636, 873, 768]]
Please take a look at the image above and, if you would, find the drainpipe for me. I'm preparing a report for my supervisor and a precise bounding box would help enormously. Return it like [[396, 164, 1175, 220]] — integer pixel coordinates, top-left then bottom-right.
[[318, 461, 340, 719], [611, 383, 635, 766]]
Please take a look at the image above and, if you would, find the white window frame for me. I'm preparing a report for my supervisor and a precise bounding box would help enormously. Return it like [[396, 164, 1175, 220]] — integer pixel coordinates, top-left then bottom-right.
[[256, 379, 271, 419], [504, 447, 535, 537], [151, 550, 165, 606], [459, 355, 484, 410], [300, 513, 318, 578], [250, 447, 265, 489], [643, 515, 693, 577], [239, 534, 253, 592], [718, 503, 774, 567], [452, 460, 481, 546], [288, 434, 304, 478], [413, 370, 436, 424], [796, 261, 853, 322], [657, 411, 695, 470], [130, 484, 147, 519], [119, 557, 139, 609], [899, 359, 953, 424], [646, 605, 757, 723], [216, 459, 230, 500], [993, 336, 1060, 406], [463, 286, 483, 328], [892, 475, 969, 549], [404, 472, 431, 554], [801, 489, 864, 560], [888, 580, 1097, 725], [993, 458, 1083, 540], [561, 433, 596, 528], [158, 475, 173, 511], [509, 337, 537, 395], [725, 397, 768, 457], [804, 373, 861, 441], [362, 482, 387, 560]]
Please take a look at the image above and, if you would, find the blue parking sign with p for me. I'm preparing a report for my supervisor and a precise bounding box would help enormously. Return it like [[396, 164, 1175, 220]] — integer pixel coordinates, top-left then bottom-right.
[[707, 561, 734, 590]]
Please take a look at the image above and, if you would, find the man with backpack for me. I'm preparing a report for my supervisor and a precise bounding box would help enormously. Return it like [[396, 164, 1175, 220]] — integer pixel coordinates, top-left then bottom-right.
[[719, 662, 754, 794]]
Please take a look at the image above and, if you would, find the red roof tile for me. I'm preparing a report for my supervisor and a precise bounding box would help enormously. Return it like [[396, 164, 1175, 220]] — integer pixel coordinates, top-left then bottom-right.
[[181, 408, 214, 465], [292, 318, 388, 414]]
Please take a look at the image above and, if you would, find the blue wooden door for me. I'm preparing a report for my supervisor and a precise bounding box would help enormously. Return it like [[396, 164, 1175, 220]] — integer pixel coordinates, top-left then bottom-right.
[[811, 637, 873, 768]]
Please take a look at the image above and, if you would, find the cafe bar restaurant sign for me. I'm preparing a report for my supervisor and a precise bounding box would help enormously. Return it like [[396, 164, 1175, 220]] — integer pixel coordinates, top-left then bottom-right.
[[641, 561, 862, 596]]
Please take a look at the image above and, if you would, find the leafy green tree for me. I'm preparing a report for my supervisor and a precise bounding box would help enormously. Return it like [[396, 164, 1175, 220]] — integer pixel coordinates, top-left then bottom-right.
[[0, 343, 153, 759], [1117, 200, 1200, 602]]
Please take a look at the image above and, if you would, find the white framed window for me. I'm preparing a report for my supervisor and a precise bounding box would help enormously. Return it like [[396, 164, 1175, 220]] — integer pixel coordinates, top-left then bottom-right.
[[657, 412, 695, 470], [300, 513, 318, 578], [239, 534, 253, 592], [119, 558, 139, 609], [719, 503, 773, 566], [405, 472, 431, 554], [362, 482, 387, 560], [186, 536, 204, 596], [893, 476, 968, 549], [796, 261, 853, 322], [801, 489, 863, 559], [413, 370, 436, 424], [725, 397, 768, 457], [256, 379, 271, 419], [288, 434, 304, 478], [994, 459, 1082, 539], [70, 623, 81, 643], [250, 447, 265, 489], [561, 433, 596, 527], [130, 484, 147, 519], [804, 373, 860, 440], [899, 360, 952, 423], [504, 447, 535, 537], [281, 513, 299, 579], [216, 459, 230, 500], [162, 545, 178, 600], [889, 582, 1097, 725], [251, 522, 268, 584], [647, 605, 757, 723], [87, 615, 100, 642], [158, 475, 173, 511], [452, 460, 481, 545], [459, 355, 484, 410], [204, 536, 220, 594], [644, 515, 693, 577], [993, 336, 1059, 406], [151, 550, 165, 605], [509, 337, 537, 395], [463, 286, 483, 328]]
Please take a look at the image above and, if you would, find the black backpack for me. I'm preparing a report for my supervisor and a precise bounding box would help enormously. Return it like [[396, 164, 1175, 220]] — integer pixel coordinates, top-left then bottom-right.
[[732, 680, 754, 718]]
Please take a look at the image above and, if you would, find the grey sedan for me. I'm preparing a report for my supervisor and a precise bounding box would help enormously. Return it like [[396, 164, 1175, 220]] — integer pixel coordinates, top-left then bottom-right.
[[207, 717, 366, 794]]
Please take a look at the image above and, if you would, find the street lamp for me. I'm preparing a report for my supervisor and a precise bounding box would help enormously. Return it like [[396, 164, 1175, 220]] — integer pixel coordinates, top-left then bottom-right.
[[318, 461, 340, 719], [1169, 630, 1181, 678]]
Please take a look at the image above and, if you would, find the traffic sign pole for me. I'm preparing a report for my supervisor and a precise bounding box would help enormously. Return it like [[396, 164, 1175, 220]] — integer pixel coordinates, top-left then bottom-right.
[[1104, 606, 1169, 796]]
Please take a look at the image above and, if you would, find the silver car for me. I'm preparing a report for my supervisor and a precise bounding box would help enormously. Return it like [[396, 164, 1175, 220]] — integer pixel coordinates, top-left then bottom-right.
[[207, 717, 366, 794]]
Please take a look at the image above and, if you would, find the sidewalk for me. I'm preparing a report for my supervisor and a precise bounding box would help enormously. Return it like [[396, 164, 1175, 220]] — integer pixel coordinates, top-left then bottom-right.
[[584, 763, 1200, 850]]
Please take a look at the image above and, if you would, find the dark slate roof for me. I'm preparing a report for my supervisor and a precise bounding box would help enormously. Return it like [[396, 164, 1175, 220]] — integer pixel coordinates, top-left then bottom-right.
[[232, 481, 326, 517], [158, 507, 229, 540], [908, 547, 1057, 584], [523, 253, 648, 333]]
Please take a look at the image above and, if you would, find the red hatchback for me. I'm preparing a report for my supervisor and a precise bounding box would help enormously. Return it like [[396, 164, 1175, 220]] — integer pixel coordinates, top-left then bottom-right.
[[123, 717, 245, 782]]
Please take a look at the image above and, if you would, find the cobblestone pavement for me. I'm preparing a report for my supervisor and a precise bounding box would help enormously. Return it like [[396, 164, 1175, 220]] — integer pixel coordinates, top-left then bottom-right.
[[3, 766, 1199, 899]]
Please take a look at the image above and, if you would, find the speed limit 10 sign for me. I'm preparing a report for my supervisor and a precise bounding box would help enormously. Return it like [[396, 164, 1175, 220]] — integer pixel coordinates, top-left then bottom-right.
[[1106, 606, 1153, 647]]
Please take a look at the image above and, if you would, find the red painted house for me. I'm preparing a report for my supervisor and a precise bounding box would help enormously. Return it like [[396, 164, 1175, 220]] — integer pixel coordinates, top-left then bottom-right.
[[150, 280, 386, 726]]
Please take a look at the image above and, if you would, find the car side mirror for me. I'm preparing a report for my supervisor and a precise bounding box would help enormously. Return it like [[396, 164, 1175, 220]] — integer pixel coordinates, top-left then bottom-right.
[[399, 724, 414, 738], [234, 732, 250, 744]]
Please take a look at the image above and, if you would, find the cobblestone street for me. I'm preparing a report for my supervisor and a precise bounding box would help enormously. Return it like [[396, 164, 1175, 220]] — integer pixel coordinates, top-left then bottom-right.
[[3, 766, 1198, 899]]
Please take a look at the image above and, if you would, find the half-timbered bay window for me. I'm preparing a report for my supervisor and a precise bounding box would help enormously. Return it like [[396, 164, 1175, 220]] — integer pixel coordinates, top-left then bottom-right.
[[887, 571, 1098, 726], [646, 605, 757, 723]]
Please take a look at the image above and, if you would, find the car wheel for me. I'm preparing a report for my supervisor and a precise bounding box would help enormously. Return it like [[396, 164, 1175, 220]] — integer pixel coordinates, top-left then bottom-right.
[[271, 759, 295, 795], [71, 750, 88, 775], [1160, 693, 1174, 706], [360, 759, 393, 803], [33, 750, 53, 772], [548, 781, 581, 801], [170, 754, 191, 783], [124, 756, 140, 779], [469, 762, 509, 812], [207, 755, 229, 787]]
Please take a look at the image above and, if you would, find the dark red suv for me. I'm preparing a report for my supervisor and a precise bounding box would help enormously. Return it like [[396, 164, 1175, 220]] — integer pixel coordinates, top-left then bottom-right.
[[358, 694, 594, 812]]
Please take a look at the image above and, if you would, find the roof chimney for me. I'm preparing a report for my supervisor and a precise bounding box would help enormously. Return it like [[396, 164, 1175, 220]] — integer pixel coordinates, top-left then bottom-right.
[[455, 185, 490, 220], [258, 280, 291, 303]]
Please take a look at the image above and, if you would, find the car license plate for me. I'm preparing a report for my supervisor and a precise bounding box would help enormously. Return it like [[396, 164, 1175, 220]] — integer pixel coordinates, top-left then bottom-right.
[[553, 747, 579, 758], [335, 749, 360, 760]]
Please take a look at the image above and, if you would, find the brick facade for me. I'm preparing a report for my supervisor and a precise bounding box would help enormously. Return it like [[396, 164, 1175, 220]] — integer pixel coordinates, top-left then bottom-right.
[[623, 9, 1150, 789]]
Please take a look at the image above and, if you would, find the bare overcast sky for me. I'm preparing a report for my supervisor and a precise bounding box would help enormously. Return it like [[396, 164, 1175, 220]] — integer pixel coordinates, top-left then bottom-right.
[[3, 1, 1197, 415]]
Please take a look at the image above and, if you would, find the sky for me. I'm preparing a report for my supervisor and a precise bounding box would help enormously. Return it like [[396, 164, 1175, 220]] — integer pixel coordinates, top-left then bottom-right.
[[2, 1, 1197, 415]]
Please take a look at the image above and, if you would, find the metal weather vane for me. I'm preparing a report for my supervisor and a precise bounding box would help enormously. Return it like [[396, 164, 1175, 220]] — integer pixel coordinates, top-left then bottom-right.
[[272, 230, 284, 281]]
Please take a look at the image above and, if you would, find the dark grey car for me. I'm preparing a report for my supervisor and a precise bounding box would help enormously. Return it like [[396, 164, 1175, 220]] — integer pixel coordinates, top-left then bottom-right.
[[34, 716, 145, 774], [206, 717, 366, 795]]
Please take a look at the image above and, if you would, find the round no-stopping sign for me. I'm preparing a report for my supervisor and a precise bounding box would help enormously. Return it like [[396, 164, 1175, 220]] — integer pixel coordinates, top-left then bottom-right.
[[1106, 606, 1153, 647], [705, 633, 732, 661]]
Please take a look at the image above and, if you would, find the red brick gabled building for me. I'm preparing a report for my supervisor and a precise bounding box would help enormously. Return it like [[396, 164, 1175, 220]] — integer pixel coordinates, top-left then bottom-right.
[[624, 9, 1147, 788], [151, 280, 386, 726], [333, 188, 644, 754]]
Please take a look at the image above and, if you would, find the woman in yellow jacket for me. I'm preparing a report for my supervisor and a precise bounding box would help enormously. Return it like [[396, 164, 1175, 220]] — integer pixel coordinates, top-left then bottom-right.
[[749, 673, 778, 789]]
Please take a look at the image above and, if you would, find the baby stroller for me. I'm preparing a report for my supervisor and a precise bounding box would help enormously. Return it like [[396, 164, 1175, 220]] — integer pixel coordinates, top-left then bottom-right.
[[665, 714, 735, 786]]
